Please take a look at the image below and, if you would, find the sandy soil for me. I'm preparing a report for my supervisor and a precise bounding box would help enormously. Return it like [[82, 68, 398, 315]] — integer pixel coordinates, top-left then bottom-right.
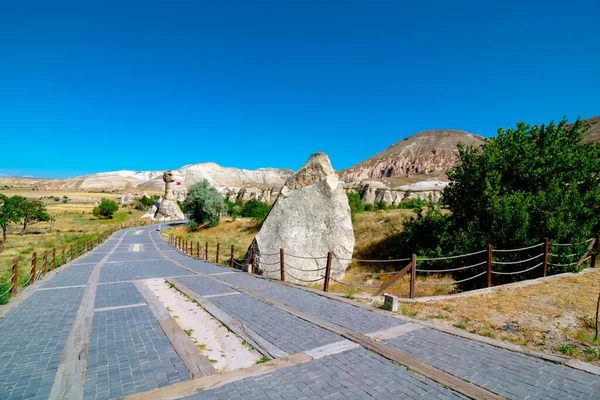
[[144, 278, 262, 372]]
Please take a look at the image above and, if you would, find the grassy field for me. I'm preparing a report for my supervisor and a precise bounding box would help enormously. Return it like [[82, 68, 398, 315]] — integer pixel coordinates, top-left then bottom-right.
[[161, 209, 455, 297], [379, 270, 600, 366], [0, 190, 145, 282]]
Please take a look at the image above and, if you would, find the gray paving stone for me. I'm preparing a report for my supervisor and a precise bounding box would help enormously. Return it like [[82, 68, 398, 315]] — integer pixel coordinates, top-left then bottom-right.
[[84, 306, 190, 399], [94, 282, 145, 309], [42, 263, 95, 288], [210, 292, 341, 353], [99, 260, 193, 283], [0, 287, 85, 400], [184, 348, 466, 399], [385, 328, 600, 399], [177, 275, 236, 296]]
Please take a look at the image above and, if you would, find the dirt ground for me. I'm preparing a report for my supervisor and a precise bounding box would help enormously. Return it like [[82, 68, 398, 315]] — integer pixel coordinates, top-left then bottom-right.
[[368, 270, 600, 365]]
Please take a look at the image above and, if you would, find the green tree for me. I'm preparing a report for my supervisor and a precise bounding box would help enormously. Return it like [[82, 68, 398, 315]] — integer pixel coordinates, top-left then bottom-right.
[[397, 117, 600, 283], [184, 180, 225, 227], [346, 192, 364, 220], [93, 199, 119, 219], [15, 198, 52, 233], [0, 195, 24, 250], [241, 199, 271, 221], [224, 199, 242, 220]]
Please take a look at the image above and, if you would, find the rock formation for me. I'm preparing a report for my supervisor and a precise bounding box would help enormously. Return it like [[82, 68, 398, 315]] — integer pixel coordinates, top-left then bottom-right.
[[340, 130, 485, 186], [154, 171, 185, 221], [250, 153, 355, 284]]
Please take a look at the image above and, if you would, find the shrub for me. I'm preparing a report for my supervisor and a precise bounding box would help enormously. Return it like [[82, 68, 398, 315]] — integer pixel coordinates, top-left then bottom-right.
[[93, 199, 119, 219], [397, 198, 427, 210], [241, 199, 271, 221], [363, 204, 373, 212], [184, 180, 225, 227], [346, 192, 364, 220]]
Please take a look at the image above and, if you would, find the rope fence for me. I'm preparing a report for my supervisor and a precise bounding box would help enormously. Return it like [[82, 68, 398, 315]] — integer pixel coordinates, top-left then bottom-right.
[[164, 233, 599, 300]]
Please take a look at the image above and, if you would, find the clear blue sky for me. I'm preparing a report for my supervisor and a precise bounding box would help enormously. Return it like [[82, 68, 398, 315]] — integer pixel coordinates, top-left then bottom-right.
[[1, 1, 599, 178]]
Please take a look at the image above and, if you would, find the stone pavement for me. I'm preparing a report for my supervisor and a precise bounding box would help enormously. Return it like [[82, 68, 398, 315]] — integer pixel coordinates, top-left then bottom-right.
[[0, 224, 598, 400]]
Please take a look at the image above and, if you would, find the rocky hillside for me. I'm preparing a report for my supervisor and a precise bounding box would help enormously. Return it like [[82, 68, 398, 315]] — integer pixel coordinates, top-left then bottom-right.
[[0, 163, 293, 193], [579, 116, 600, 143], [339, 130, 485, 186]]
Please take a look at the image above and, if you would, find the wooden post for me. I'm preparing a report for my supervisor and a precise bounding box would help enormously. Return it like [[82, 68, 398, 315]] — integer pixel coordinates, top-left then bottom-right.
[[486, 244, 492, 288], [409, 254, 417, 299], [30, 252, 37, 285], [11, 258, 18, 296], [250, 246, 255, 274], [205, 242, 208, 261], [323, 252, 333, 292], [591, 234, 599, 268], [70, 245, 74, 261], [42, 251, 48, 277], [197, 242, 200, 258], [216, 243, 220, 264], [230, 245, 235, 269], [542, 238, 549, 276], [62, 248, 66, 266], [52, 248, 56, 270], [280, 248, 285, 282]]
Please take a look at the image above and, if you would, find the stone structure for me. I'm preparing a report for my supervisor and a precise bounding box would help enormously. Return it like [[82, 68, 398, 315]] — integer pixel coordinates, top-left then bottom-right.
[[154, 171, 185, 221], [250, 153, 355, 283]]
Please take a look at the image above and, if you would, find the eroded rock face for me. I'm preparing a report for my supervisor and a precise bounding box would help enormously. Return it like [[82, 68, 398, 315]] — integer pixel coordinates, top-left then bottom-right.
[[251, 153, 355, 283], [154, 171, 185, 221]]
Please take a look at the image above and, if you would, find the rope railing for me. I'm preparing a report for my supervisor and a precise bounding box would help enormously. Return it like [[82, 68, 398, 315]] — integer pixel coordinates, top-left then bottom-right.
[[285, 253, 329, 260], [416, 271, 488, 285], [491, 262, 543, 275], [547, 261, 579, 267], [0, 283, 14, 298], [284, 262, 326, 272], [284, 270, 325, 283], [491, 253, 544, 265], [416, 248, 488, 261], [330, 276, 407, 289], [493, 242, 544, 253], [548, 253, 577, 258], [416, 260, 487, 273], [333, 256, 412, 263]]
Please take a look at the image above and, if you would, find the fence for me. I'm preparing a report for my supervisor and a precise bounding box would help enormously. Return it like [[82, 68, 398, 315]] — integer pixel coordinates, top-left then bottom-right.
[[167, 234, 599, 299], [0, 220, 147, 304]]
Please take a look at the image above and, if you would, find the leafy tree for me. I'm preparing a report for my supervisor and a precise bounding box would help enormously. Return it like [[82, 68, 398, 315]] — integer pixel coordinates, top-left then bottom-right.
[[241, 199, 271, 221], [374, 200, 388, 211], [62, 196, 69, 203], [93, 199, 119, 219], [0, 195, 23, 250], [396, 117, 600, 284], [397, 198, 427, 210], [139, 195, 154, 208], [14, 198, 52, 233], [224, 199, 242, 220], [346, 192, 364, 220], [184, 180, 225, 227]]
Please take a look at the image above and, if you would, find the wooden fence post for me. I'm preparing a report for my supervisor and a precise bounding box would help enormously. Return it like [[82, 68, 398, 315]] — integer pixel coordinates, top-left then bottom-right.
[[591, 234, 599, 268], [205, 242, 208, 261], [42, 251, 48, 277], [323, 252, 333, 292], [30, 252, 37, 285], [280, 248, 285, 282], [230, 245, 235, 269], [62, 248, 66, 266], [70, 245, 74, 261], [197, 242, 200, 258], [486, 244, 492, 288], [409, 254, 416, 299], [11, 258, 18, 296], [52, 248, 56, 270], [250, 246, 255, 274], [216, 244, 220, 264], [542, 238, 549, 276]]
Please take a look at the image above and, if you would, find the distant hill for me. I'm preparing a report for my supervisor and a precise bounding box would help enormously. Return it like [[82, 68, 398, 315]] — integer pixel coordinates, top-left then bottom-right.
[[339, 130, 485, 186], [578, 116, 600, 143], [0, 163, 294, 193]]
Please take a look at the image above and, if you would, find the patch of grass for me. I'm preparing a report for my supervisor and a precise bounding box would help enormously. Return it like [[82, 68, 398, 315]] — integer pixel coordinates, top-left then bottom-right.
[[209, 359, 218, 364], [429, 312, 446, 320], [344, 287, 356, 300], [584, 348, 600, 361], [256, 356, 270, 364], [454, 318, 470, 330], [557, 344, 578, 357], [184, 329, 193, 336], [400, 304, 419, 318]]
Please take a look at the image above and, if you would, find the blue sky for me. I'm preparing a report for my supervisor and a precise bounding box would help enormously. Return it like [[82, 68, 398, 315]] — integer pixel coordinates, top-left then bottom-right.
[[1, 1, 599, 178]]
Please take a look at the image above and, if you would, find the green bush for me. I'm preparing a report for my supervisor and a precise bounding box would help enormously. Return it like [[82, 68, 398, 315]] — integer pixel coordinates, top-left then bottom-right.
[[346, 193, 364, 220], [397, 198, 427, 210], [184, 180, 225, 227], [241, 199, 271, 221], [225, 199, 242, 220], [363, 204, 373, 212], [393, 117, 600, 287], [93, 199, 119, 219]]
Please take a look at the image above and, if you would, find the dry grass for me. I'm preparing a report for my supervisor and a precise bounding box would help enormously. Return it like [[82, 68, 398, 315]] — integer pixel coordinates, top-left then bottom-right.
[[384, 270, 600, 365], [0, 189, 145, 280], [161, 218, 260, 264]]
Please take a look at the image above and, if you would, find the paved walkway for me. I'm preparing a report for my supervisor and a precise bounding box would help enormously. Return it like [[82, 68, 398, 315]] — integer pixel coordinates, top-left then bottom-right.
[[0, 225, 598, 399]]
